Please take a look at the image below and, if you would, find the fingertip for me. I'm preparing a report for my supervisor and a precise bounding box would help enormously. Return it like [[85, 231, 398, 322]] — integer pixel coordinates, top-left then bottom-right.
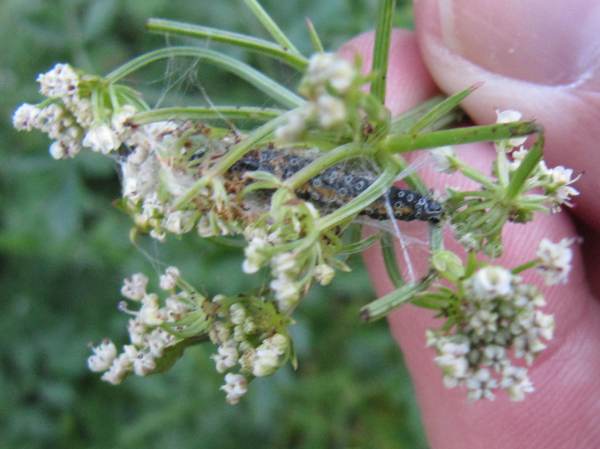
[[413, 0, 600, 227]]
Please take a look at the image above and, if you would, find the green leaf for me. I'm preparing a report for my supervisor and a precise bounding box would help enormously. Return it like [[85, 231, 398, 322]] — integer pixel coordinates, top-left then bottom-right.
[[338, 232, 380, 256], [242, 0, 302, 56], [105, 46, 304, 108], [408, 85, 478, 134], [370, 0, 396, 102], [381, 233, 404, 288], [505, 133, 544, 199], [132, 106, 284, 125], [305, 18, 324, 53], [360, 273, 434, 322], [146, 18, 307, 70], [384, 121, 541, 153]]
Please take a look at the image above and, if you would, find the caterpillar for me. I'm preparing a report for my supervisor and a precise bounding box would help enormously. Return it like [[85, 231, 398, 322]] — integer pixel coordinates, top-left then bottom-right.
[[228, 149, 443, 223]]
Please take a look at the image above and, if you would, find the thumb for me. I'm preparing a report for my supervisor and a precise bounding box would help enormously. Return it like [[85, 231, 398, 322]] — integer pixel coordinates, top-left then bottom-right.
[[414, 0, 600, 227]]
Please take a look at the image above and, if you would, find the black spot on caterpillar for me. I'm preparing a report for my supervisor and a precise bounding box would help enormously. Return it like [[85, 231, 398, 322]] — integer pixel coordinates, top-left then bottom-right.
[[228, 149, 443, 223]]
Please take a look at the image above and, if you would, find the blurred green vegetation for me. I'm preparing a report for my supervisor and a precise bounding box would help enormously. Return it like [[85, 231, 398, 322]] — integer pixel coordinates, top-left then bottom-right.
[[0, 1, 428, 448]]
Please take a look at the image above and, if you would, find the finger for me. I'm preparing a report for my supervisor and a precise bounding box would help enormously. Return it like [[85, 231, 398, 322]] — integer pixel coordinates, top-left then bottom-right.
[[366, 144, 600, 449], [414, 0, 600, 228], [341, 30, 600, 449]]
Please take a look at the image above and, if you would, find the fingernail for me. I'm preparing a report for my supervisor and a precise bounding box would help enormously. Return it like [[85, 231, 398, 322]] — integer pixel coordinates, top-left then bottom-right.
[[423, 0, 598, 86]]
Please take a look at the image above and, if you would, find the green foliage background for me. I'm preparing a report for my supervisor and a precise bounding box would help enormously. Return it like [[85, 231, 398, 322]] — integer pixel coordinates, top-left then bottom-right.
[[0, 1, 428, 448]]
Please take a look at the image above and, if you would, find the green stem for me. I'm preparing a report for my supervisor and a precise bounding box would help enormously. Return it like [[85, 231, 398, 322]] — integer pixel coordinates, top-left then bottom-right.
[[383, 121, 540, 153], [511, 258, 540, 275], [284, 143, 367, 189], [454, 160, 496, 189], [105, 46, 303, 108], [496, 149, 510, 187], [131, 106, 284, 125], [242, 0, 302, 56], [305, 18, 324, 53], [370, 0, 395, 102], [146, 18, 307, 70], [360, 271, 436, 322]]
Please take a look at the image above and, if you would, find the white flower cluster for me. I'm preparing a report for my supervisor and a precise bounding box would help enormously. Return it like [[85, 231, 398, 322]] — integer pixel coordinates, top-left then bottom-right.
[[208, 299, 290, 404], [508, 149, 580, 213], [13, 63, 134, 159], [242, 196, 335, 313], [88, 267, 197, 385], [428, 264, 559, 401], [495, 109, 579, 212], [430, 146, 456, 174], [275, 53, 357, 142], [536, 237, 575, 285]]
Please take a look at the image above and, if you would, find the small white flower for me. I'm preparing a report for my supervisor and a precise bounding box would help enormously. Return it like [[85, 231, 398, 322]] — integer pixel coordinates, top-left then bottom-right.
[[466, 368, 498, 401], [536, 238, 574, 285], [314, 263, 335, 285], [83, 124, 121, 154], [87, 339, 117, 372], [430, 146, 456, 173], [212, 340, 239, 373], [467, 266, 514, 300], [316, 94, 346, 128], [36, 104, 65, 138], [132, 351, 156, 376], [100, 352, 133, 385], [208, 321, 231, 345], [242, 318, 256, 335], [544, 167, 580, 211], [482, 345, 507, 371], [271, 252, 299, 277], [229, 303, 246, 326], [274, 107, 311, 143], [111, 105, 137, 138], [468, 309, 499, 337], [495, 109, 527, 148], [534, 311, 555, 341], [435, 354, 469, 379], [164, 293, 190, 320], [303, 53, 356, 94], [37, 63, 79, 98], [127, 318, 146, 346], [69, 97, 94, 127], [49, 141, 68, 160], [138, 294, 163, 326], [121, 273, 149, 301], [159, 266, 180, 290], [500, 365, 534, 401], [270, 276, 300, 312], [146, 328, 174, 358], [243, 234, 270, 273], [164, 210, 195, 234], [221, 373, 248, 405], [508, 146, 528, 171], [13, 103, 41, 131], [252, 334, 288, 377]]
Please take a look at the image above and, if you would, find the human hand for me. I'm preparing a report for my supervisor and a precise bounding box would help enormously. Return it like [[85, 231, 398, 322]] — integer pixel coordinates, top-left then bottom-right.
[[340, 1, 600, 448]]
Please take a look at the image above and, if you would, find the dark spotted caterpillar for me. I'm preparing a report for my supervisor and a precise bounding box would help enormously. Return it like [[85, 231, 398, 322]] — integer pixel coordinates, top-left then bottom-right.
[[229, 149, 443, 223]]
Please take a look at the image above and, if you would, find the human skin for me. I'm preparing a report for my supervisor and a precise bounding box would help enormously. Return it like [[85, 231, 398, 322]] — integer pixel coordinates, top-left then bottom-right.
[[339, 1, 600, 448]]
